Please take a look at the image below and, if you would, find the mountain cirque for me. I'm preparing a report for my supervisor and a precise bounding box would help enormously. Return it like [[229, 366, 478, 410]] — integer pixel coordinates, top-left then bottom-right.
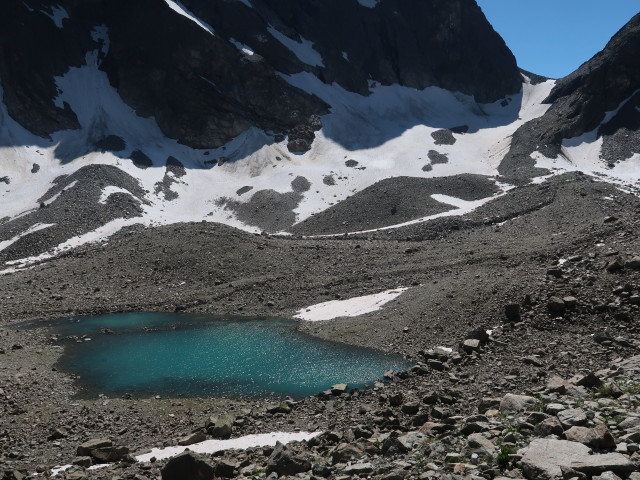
[[1, 0, 640, 479]]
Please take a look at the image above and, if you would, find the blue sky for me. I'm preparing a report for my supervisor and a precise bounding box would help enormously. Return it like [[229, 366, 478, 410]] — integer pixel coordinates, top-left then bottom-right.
[[475, 1, 639, 79]]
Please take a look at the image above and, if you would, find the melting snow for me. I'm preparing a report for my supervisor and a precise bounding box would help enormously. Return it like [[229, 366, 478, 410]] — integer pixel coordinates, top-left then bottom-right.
[[42, 5, 68, 28], [163, 0, 215, 35], [98, 186, 135, 204], [357, 0, 380, 7], [295, 287, 409, 321], [0, 67, 563, 265], [136, 431, 319, 462], [0, 223, 55, 253], [229, 38, 255, 56], [267, 27, 324, 67]]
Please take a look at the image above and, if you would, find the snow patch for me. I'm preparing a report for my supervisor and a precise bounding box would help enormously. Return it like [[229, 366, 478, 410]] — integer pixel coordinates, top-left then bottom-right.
[[357, 0, 380, 7], [98, 186, 136, 204], [163, 0, 215, 35], [530, 91, 640, 193], [237, 0, 253, 7], [91, 26, 110, 56], [42, 180, 78, 206], [136, 431, 319, 463], [42, 5, 68, 28], [0, 223, 55, 253], [229, 38, 255, 56], [342, 51, 349, 62], [267, 27, 324, 67], [295, 287, 408, 321]]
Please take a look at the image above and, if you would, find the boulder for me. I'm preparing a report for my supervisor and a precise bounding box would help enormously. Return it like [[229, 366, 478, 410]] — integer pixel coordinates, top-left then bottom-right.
[[521, 439, 592, 480], [570, 453, 634, 476], [465, 327, 490, 344], [466, 433, 495, 457], [499, 394, 538, 413], [214, 459, 236, 478], [90, 445, 130, 463], [462, 339, 481, 353], [178, 431, 207, 446], [593, 473, 623, 480], [564, 424, 616, 449], [547, 297, 566, 315], [534, 417, 564, 437], [557, 409, 588, 428], [76, 439, 112, 457], [161, 451, 215, 480], [330, 443, 364, 465], [571, 372, 603, 389], [606, 258, 625, 273], [505, 303, 521, 320], [266, 443, 311, 476], [206, 414, 234, 439], [331, 383, 348, 395], [343, 463, 374, 475]]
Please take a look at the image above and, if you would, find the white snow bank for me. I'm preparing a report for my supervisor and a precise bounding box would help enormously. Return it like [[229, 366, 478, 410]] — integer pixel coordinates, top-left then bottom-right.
[[136, 431, 319, 462], [42, 5, 69, 28], [98, 186, 136, 204], [295, 287, 408, 321], [357, 0, 380, 7], [163, 0, 215, 35], [267, 27, 324, 67], [0, 223, 55, 252], [229, 38, 255, 56]]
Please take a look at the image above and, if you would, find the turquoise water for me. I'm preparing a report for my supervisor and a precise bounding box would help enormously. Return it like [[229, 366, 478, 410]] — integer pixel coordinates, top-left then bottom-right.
[[42, 313, 410, 398]]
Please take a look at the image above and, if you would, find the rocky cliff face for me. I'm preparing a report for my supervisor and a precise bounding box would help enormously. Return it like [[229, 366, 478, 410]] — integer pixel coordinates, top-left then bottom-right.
[[499, 13, 640, 182], [0, 0, 521, 152]]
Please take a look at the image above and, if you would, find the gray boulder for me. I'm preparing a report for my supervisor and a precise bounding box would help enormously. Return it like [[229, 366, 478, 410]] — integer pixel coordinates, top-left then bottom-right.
[[570, 453, 634, 476], [205, 414, 234, 439], [266, 442, 311, 476], [76, 439, 112, 457], [521, 439, 591, 480], [500, 394, 538, 413], [161, 451, 215, 480]]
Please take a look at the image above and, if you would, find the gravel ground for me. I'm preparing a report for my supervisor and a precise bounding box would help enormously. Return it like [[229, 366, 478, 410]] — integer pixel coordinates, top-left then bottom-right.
[[0, 172, 639, 475]]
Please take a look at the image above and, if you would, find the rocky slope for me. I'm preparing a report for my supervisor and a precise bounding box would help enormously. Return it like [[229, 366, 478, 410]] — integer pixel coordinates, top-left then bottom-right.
[[498, 13, 640, 183], [0, 3, 640, 480], [1, 172, 640, 479], [0, 0, 519, 151]]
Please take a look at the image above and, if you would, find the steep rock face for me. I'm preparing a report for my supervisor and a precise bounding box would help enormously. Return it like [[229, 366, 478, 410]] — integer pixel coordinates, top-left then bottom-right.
[[181, 0, 521, 102], [0, 0, 521, 152], [543, 13, 640, 143], [500, 13, 640, 181]]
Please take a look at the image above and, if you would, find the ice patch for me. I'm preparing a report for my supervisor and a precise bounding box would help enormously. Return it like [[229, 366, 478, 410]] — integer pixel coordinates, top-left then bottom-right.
[[357, 0, 380, 7], [238, 0, 252, 7], [342, 51, 349, 62], [42, 5, 68, 28], [136, 431, 319, 462], [295, 287, 409, 321], [163, 0, 215, 35], [267, 27, 324, 67]]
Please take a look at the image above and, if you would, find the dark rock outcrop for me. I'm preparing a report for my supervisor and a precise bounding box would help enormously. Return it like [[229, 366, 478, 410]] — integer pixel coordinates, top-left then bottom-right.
[[1, 0, 521, 156], [500, 13, 640, 182]]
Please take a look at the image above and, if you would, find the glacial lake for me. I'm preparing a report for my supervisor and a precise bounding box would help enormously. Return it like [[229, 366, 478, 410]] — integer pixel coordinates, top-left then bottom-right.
[[36, 312, 411, 398]]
